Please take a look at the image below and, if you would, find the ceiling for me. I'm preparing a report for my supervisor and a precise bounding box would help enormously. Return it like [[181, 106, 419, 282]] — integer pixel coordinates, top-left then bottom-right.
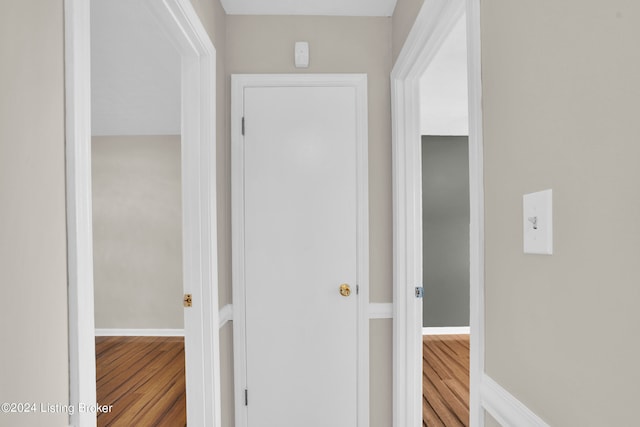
[[91, 0, 181, 136], [91, 0, 400, 137], [220, 0, 398, 16], [419, 14, 468, 136]]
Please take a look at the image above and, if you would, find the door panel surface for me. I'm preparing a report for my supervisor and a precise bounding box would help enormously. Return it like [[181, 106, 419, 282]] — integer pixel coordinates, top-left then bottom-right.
[[243, 86, 359, 426]]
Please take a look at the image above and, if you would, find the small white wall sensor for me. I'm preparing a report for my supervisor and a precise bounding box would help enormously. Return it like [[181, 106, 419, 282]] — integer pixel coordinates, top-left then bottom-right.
[[523, 189, 553, 254], [295, 42, 309, 68]]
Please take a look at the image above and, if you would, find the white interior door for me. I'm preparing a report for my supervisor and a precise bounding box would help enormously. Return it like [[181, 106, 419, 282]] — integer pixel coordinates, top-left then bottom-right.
[[240, 84, 362, 426]]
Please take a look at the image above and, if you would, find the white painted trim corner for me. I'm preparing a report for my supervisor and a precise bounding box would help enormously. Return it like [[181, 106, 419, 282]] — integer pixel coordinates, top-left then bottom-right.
[[218, 304, 233, 328], [422, 326, 470, 335], [94, 329, 185, 337], [65, 1, 96, 426], [465, 0, 486, 424], [481, 375, 551, 427]]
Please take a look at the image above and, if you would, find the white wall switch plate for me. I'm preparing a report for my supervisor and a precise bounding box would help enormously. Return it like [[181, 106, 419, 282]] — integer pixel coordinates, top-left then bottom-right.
[[523, 189, 553, 255], [294, 41, 309, 68]]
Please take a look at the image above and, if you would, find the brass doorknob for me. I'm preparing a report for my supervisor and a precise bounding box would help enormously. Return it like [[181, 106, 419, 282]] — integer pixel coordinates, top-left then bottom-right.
[[339, 284, 351, 297]]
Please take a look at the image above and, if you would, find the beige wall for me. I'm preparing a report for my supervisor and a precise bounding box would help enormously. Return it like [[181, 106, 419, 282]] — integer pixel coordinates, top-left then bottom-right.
[[219, 322, 235, 427], [0, 0, 69, 425], [92, 135, 183, 329], [485, 411, 501, 427], [391, 0, 424, 63], [482, 0, 640, 425], [226, 15, 393, 426]]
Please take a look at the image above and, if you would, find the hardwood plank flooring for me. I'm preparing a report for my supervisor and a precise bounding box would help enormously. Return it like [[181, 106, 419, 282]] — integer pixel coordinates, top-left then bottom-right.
[[423, 334, 470, 427], [96, 336, 186, 427]]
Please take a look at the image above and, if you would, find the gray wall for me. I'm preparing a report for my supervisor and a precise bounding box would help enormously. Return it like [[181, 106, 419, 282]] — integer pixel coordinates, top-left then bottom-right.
[[422, 136, 469, 327], [92, 135, 183, 329], [0, 0, 70, 425], [226, 15, 393, 426], [482, 0, 640, 425]]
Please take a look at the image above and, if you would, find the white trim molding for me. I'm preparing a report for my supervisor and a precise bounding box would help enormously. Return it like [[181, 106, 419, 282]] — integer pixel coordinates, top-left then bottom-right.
[[231, 74, 370, 427], [95, 329, 185, 337], [369, 303, 394, 319], [481, 375, 551, 427], [218, 304, 233, 328], [65, 2, 96, 426], [465, 0, 486, 424], [422, 326, 470, 335], [65, 1, 220, 426], [390, 0, 484, 426]]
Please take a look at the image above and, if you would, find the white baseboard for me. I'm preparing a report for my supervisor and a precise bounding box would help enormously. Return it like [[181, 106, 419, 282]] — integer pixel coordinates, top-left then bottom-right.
[[422, 326, 470, 335], [94, 328, 184, 337], [219, 304, 233, 328], [481, 374, 550, 427]]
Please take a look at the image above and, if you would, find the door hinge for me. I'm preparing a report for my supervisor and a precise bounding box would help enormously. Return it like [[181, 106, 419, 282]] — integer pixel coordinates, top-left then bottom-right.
[[244, 389, 248, 406], [415, 286, 424, 299], [356, 285, 359, 295], [241, 117, 245, 136]]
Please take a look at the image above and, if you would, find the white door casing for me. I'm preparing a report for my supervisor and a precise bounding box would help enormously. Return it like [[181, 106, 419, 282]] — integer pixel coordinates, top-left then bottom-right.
[[231, 74, 369, 427], [65, 0, 220, 425], [391, 0, 484, 426]]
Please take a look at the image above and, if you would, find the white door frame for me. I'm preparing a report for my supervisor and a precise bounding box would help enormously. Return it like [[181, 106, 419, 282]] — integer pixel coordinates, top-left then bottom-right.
[[64, 1, 221, 426], [231, 74, 370, 427], [390, 0, 485, 426]]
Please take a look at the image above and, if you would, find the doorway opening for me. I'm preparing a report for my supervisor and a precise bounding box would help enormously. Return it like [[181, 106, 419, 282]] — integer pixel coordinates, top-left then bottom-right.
[[391, 0, 484, 426], [91, 1, 186, 422], [419, 11, 470, 426], [65, 0, 220, 425]]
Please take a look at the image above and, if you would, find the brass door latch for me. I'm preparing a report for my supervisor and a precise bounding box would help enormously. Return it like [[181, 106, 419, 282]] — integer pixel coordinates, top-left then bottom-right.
[[183, 293, 193, 307], [339, 284, 351, 297]]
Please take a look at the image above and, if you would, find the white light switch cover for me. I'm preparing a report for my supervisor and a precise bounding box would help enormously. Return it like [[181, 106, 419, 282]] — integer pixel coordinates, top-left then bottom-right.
[[523, 189, 553, 255], [294, 41, 309, 68]]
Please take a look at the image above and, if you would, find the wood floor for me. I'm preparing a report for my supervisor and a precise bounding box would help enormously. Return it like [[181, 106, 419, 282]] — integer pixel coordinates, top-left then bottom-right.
[[423, 334, 470, 427], [96, 336, 186, 427], [95, 334, 467, 426]]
